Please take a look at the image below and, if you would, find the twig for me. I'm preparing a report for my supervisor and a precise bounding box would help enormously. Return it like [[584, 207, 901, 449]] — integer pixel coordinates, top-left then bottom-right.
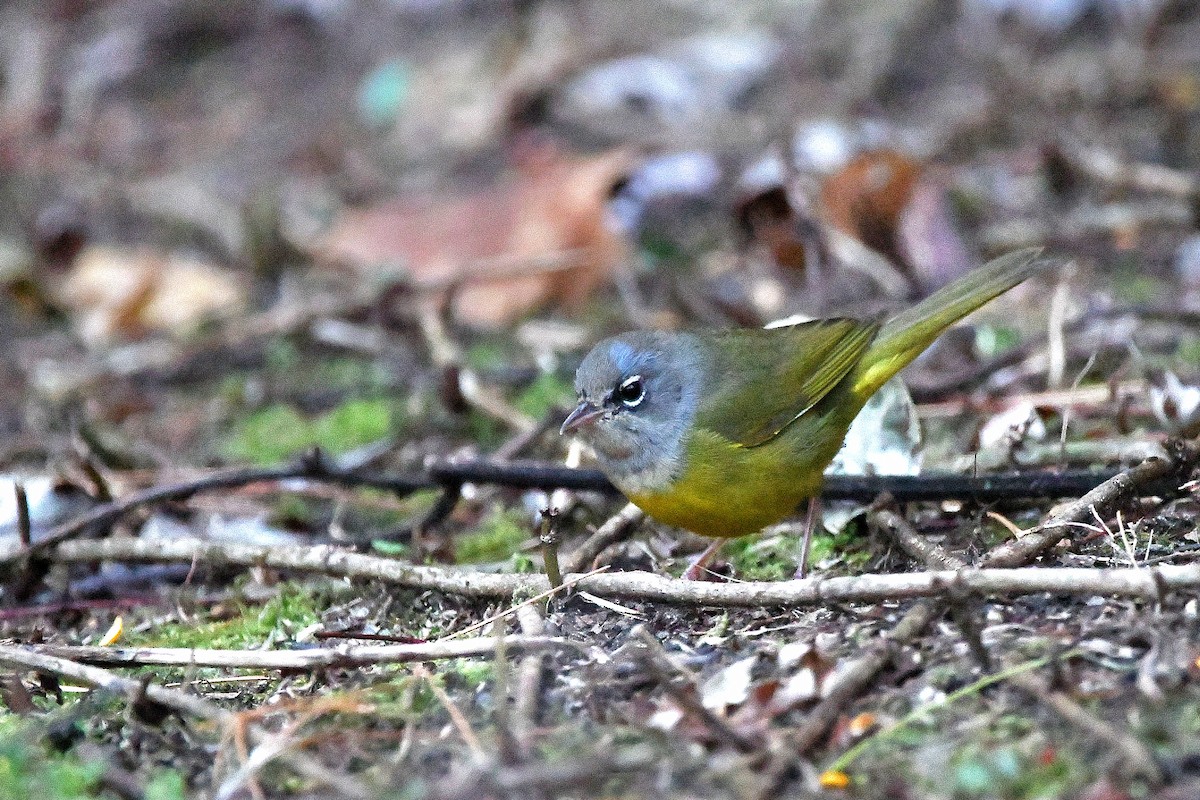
[[562, 502, 645, 574], [429, 461, 1124, 503], [32, 636, 570, 669], [539, 508, 563, 592], [0, 451, 436, 563], [982, 439, 1199, 568], [791, 601, 938, 754], [513, 604, 547, 754], [1008, 671, 1163, 782], [852, 494, 1168, 784], [50, 536, 1200, 607], [437, 565, 608, 640], [412, 663, 485, 760], [632, 625, 762, 753], [0, 645, 373, 799], [14, 483, 30, 548], [0, 455, 1129, 570], [870, 507, 962, 571]]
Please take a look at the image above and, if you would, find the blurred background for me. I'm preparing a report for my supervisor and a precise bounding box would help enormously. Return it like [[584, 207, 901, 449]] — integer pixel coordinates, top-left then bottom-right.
[[4, 7, 1200, 797], [0, 0, 1198, 474]]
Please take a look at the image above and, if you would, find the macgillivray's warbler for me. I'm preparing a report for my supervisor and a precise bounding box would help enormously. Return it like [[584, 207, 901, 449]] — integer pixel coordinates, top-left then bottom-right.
[[560, 249, 1049, 573]]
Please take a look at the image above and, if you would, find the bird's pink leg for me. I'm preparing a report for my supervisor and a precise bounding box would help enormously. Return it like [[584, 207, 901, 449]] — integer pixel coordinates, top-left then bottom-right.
[[682, 539, 725, 581], [794, 498, 822, 579]]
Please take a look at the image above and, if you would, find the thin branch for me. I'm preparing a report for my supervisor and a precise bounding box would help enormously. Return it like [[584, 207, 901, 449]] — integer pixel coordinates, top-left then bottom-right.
[[0, 454, 1131, 569], [50, 536, 1200, 607], [1008, 672, 1162, 783], [982, 439, 1199, 568], [33, 636, 571, 669], [0, 645, 373, 799], [0, 451, 436, 563], [562, 502, 645, 574]]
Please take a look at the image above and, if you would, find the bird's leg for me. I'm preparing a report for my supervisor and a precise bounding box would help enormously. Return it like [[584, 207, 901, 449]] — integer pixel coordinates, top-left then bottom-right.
[[794, 498, 823, 579], [682, 539, 725, 581]]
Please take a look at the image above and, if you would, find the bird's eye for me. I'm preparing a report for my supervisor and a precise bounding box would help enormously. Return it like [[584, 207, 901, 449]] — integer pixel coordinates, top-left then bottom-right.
[[615, 375, 645, 407]]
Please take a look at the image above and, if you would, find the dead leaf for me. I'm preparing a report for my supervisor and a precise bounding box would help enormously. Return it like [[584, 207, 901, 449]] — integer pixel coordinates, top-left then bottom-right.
[[1149, 370, 1200, 433], [55, 245, 247, 346], [316, 147, 634, 329], [736, 186, 811, 271], [821, 149, 921, 271], [699, 655, 757, 712]]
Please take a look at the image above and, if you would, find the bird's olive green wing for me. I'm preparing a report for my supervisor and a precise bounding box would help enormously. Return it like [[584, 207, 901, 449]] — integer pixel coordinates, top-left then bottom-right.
[[697, 319, 880, 448]]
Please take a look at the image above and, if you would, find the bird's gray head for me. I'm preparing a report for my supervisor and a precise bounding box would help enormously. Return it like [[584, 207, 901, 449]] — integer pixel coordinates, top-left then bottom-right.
[[561, 331, 706, 493]]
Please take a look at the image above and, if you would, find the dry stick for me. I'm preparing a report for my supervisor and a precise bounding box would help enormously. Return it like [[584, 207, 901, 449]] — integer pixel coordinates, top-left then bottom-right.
[[513, 604, 547, 754], [874, 508, 992, 669], [561, 502, 645, 574], [0, 456, 1122, 569], [33, 636, 570, 669], [786, 442, 1198, 765], [982, 439, 1198, 568], [1009, 672, 1162, 782], [632, 625, 762, 753], [0, 454, 437, 563], [871, 507, 962, 571], [14, 483, 30, 548], [52, 536, 1200, 607], [873, 508, 1163, 783], [412, 662, 486, 760], [0, 645, 373, 799], [791, 601, 938, 754]]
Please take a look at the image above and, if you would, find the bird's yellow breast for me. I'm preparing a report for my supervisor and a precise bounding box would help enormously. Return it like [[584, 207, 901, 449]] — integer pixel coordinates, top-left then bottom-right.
[[625, 420, 847, 538]]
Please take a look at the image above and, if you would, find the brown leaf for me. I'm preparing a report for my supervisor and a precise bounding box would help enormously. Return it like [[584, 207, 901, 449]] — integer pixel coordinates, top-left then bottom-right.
[[736, 186, 810, 271], [820, 149, 921, 270], [317, 147, 634, 328], [55, 245, 247, 346]]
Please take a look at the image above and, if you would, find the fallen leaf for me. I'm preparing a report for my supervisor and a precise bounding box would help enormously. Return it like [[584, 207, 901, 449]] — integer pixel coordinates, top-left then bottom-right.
[[700, 655, 757, 712], [316, 146, 634, 328], [821, 149, 921, 271], [736, 186, 811, 271], [55, 245, 247, 346], [1149, 370, 1200, 433]]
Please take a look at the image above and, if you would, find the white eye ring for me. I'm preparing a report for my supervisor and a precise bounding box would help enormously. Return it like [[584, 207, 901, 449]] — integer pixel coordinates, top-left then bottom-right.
[[616, 375, 645, 407]]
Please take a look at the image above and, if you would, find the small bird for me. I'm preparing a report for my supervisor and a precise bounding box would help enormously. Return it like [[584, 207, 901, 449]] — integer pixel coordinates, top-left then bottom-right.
[[561, 249, 1047, 572]]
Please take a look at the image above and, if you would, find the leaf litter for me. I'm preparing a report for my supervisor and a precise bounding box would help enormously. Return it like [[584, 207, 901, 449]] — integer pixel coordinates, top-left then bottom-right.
[[0, 2, 1199, 799]]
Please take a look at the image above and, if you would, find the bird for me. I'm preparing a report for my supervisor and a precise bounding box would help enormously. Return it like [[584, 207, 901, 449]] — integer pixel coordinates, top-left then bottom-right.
[[560, 249, 1048, 575]]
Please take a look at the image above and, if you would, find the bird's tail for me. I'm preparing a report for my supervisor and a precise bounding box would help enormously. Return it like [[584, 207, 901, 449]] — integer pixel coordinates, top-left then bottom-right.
[[852, 248, 1048, 400]]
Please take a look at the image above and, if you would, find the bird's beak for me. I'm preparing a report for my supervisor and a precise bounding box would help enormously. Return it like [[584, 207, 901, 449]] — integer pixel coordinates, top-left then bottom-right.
[[560, 401, 605, 435]]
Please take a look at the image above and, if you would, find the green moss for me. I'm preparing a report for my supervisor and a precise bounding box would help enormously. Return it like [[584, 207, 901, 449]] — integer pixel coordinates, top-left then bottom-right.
[[947, 740, 1076, 799], [464, 342, 508, 370], [125, 584, 321, 651], [808, 526, 870, 570], [0, 717, 105, 800], [445, 660, 493, 691], [513, 373, 573, 420], [311, 398, 392, 446], [455, 510, 530, 564], [466, 411, 505, 450], [144, 770, 188, 800], [224, 398, 397, 466], [974, 325, 1022, 359], [1111, 269, 1161, 304], [1176, 334, 1200, 366], [725, 536, 797, 581]]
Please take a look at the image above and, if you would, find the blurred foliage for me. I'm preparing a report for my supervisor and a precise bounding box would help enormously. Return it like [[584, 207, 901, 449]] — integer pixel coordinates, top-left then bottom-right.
[[124, 584, 321, 650], [224, 398, 396, 465], [454, 509, 530, 564], [0, 720, 104, 800]]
